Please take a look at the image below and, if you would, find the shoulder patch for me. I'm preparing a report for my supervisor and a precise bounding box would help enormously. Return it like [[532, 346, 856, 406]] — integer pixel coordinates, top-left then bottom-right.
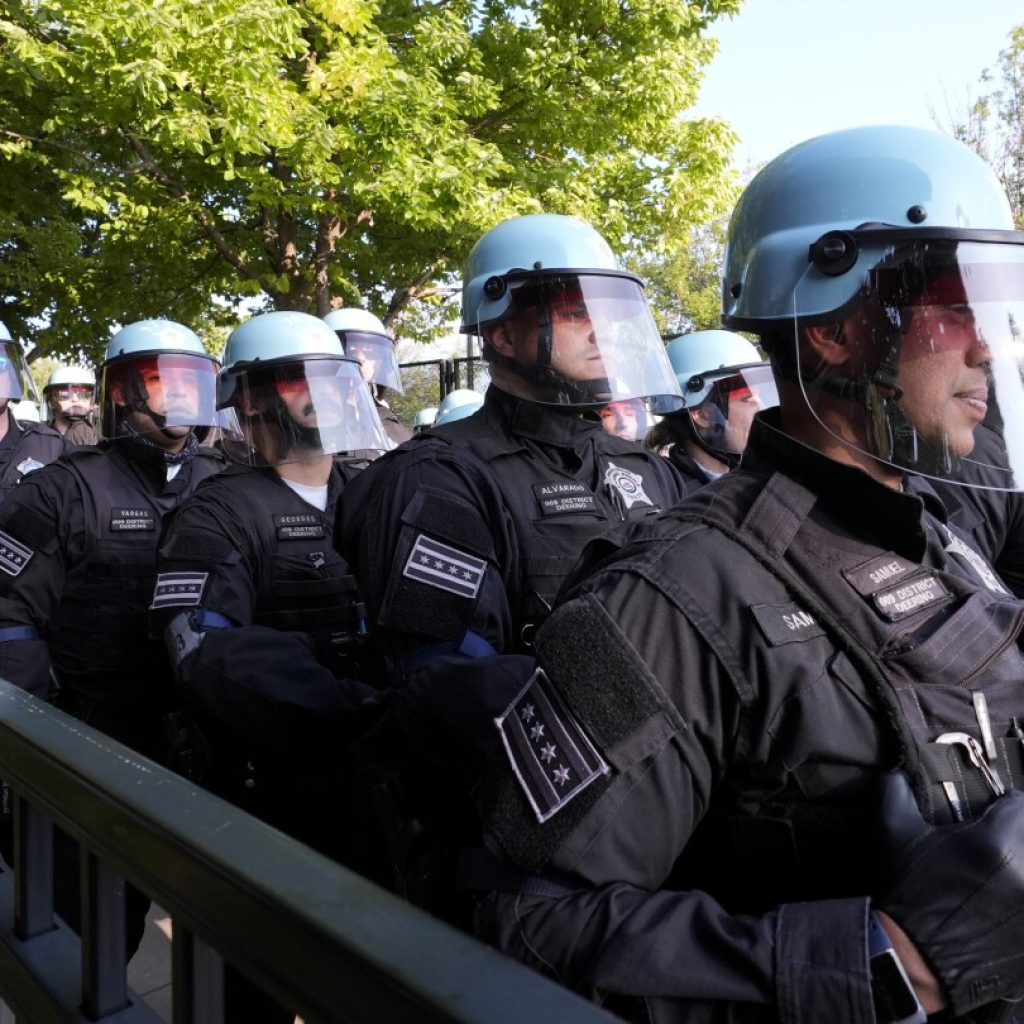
[[495, 668, 610, 824], [0, 529, 34, 577], [150, 571, 209, 610], [402, 534, 486, 599]]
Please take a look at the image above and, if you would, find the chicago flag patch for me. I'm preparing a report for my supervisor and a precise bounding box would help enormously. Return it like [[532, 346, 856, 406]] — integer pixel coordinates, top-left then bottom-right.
[[496, 668, 610, 823], [150, 571, 208, 610], [402, 534, 486, 599]]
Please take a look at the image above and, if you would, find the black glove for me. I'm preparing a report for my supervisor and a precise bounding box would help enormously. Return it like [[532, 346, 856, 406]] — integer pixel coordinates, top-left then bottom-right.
[[876, 771, 1024, 1016]]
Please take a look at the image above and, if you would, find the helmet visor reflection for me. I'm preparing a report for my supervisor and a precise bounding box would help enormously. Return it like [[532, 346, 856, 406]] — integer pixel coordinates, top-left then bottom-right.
[[478, 272, 682, 412], [339, 332, 404, 393], [0, 344, 39, 404], [792, 238, 1024, 491], [690, 365, 778, 457], [229, 357, 390, 463], [98, 352, 219, 439]]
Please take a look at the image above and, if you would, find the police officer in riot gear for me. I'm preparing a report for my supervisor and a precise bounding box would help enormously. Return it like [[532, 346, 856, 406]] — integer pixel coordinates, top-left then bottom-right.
[[43, 363, 99, 445], [324, 307, 412, 447], [0, 318, 224, 952], [467, 127, 1024, 1024], [599, 397, 650, 442], [646, 330, 778, 493], [153, 310, 388, 847], [0, 322, 66, 500], [152, 310, 390, 1023], [336, 213, 685, 912]]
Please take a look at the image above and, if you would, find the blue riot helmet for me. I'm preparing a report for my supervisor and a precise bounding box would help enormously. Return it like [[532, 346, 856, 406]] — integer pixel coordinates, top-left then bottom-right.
[[665, 330, 778, 467], [0, 322, 40, 409], [98, 320, 219, 442], [323, 307, 404, 394], [462, 214, 682, 412], [219, 311, 389, 465], [723, 124, 1024, 490], [434, 388, 484, 427], [412, 406, 438, 433]]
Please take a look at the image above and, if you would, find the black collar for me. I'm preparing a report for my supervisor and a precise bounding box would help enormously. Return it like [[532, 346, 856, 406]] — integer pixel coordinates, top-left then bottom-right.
[[483, 386, 604, 450], [742, 409, 950, 557]]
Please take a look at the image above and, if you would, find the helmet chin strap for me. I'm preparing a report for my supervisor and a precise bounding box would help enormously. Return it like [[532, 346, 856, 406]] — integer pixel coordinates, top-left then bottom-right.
[[681, 409, 742, 470], [126, 371, 173, 433]]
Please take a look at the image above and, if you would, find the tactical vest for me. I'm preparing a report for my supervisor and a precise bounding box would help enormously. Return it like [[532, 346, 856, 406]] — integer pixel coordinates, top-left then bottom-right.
[[669, 470, 1024, 914], [49, 445, 224, 699], [0, 423, 65, 503], [422, 420, 678, 646], [198, 464, 367, 675]]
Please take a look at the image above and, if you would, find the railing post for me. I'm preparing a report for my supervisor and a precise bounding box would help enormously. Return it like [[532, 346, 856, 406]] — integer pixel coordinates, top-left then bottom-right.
[[81, 850, 128, 1019], [173, 926, 224, 1024], [13, 795, 53, 941]]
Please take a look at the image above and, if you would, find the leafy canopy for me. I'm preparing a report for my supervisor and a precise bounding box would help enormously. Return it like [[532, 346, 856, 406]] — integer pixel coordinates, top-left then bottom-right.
[[1, 0, 740, 362]]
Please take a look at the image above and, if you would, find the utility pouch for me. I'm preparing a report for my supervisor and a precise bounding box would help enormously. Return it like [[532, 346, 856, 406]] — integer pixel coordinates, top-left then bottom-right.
[[920, 736, 1024, 825]]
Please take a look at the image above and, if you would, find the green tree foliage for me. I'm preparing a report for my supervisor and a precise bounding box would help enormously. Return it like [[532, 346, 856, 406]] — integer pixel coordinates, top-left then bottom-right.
[[950, 24, 1024, 227], [627, 216, 731, 337], [1, 0, 740, 363]]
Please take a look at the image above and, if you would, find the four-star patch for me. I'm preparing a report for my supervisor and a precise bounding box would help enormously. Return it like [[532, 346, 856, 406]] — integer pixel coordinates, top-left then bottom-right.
[[496, 668, 610, 823], [150, 571, 209, 610]]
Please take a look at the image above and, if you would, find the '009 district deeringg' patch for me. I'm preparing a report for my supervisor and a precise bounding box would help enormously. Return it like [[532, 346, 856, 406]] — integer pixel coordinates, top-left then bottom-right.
[[496, 667, 610, 823]]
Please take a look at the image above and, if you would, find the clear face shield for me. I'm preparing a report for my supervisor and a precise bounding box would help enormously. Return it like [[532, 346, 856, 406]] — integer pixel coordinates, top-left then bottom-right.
[[600, 397, 654, 442], [478, 273, 683, 412], [340, 332, 404, 393], [99, 352, 220, 441], [0, 344, 40, 406], [792, 237, 1024, 491], [49, 383, 95, 420], [688, 364, 779, 460], [222, 357, 389, 466]]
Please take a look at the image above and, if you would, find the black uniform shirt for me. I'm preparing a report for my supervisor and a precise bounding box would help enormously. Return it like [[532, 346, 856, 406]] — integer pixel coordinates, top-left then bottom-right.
[[152, 461, 375, 754], [338, 385, 686, 666], [666, 444, 717, 497], [0, 413, 67, 503], [474, 409, 1024, 1024], [0, 438, 223, 699]]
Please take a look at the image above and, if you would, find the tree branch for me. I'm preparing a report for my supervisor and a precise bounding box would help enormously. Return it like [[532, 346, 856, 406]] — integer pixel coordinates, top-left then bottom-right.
[[125, 133, 275, 292]]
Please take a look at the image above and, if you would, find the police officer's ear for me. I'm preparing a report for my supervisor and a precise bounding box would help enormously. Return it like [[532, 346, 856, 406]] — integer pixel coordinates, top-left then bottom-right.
[[802, 323, 853, 367], [690, 401, 715, 429], [485, 321, 517, 358], [109, 381, 128, 407]]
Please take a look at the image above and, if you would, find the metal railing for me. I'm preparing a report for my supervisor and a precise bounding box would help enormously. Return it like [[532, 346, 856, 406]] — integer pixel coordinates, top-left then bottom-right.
[[0, 680, 614, 1024]]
